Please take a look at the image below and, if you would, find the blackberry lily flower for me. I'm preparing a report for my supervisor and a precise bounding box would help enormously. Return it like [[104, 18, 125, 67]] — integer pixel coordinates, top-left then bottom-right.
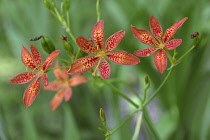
[[44, 61, 88, 110], [68, 20, 140, 79], [10, 44, 60, 107], [131, 16, 188, 73]]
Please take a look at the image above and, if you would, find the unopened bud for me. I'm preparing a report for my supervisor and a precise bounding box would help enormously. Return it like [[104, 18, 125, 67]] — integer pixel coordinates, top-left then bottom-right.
[[41, 36, 56, 54], [43, 0, 51, 9], [63, 0, 70, 10], [60, 35, 74, 55], [99, 108, 106, 126]]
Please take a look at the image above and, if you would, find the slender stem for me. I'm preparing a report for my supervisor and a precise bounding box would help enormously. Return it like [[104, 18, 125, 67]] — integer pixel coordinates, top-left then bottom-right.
[[143, 108, 160, 140], [132, 112, 143, 140], [176, 44, 196, 62], [56, 57, 71, 64], [165, 49, 175, 64], [96, 0, 101, 21], [143, 83, 150, 103], [143, 68, 173, 107], [100, 78, 139, 108], [45, 66, 70, 73], [110, 109, 140, 135]]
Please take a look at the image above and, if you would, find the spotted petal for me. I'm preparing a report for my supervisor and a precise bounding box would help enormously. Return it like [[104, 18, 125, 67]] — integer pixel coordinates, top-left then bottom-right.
[[69, 75, 88, 86], [131, 26, 158, 47], [106, 51, 140, 65], [42, 50, 61, 71], [43, 81, 62, 90], [10, 72, 37, 84], [30, 44, 42, 66], [162, 17, 188, 43], [76, 36, 98, 54], [165, 39, 182, 50], [67, 56, 100, 74], [149, 16, 163, 41], [43, 73, 48, 86], [23, 77, 41, 107], [134, 48, 158, 57], [99, 58, 110, 79], [154, 49, 167, 73], [50, 89, 65, 110], [21, 45, 36, 70], [105, 30, 125, 52], [91, 20, 105, 50]]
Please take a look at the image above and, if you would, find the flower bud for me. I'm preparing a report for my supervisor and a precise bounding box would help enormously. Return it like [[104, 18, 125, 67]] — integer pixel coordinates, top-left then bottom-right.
[[60, 35, 74, 55], [43, 0, 51, 9], [99, 108, 106, 127], [63, 0, 70, 10], [41, 36, 56, 54]]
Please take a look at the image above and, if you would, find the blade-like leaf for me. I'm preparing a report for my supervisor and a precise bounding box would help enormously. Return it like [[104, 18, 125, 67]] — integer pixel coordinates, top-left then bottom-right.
[[105, 30, 125, 52], [106, 51, 140, 65]]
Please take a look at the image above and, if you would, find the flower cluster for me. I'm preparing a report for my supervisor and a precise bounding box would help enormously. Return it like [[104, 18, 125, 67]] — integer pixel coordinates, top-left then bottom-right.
[[10, 16, 187, 109]]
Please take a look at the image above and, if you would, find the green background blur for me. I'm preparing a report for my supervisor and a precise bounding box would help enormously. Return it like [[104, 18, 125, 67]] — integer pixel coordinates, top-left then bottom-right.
[[0, 0, 210, 140]]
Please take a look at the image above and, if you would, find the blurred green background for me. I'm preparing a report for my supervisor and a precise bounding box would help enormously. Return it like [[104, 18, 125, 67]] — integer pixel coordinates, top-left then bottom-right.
[[0, 0, 210, 140]]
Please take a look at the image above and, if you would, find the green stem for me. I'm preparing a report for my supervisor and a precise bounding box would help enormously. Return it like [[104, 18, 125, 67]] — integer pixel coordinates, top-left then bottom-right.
[[143, 108, 160, 140], [96, 0, 101, 21], [45, 66, 70, 73], [176, 44, 196, 63], [100, 78, 139, 108], [132, 112, 143, 140], [56, 57, 71, 64], [143, 83, 150, 103], [109, 109, 140, 135], [143, 68, 173, 107]]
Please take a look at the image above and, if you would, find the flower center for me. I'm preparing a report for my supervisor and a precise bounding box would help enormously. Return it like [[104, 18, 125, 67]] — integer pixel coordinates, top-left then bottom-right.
[[159, 43, 165, 49]]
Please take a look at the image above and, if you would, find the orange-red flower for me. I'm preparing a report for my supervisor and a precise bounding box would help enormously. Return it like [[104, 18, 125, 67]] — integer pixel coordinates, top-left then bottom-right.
[[10, 44, 60, 107], [131, 16, 188, 73], [44, 61, 88, 110], [67, 20, 140, 79]]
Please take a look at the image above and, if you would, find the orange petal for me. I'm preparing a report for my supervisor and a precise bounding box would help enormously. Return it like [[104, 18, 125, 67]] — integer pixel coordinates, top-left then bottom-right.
[[67, 56, 100, 74], [149, 16, 163, 41], [165, 39, 182, 50], [42, 50, 61, 71], [134, 48, 158, 57], [30, 44, 42, 66], [43, 73, 48, 86], [21, 45, 36, 70], [91, 20, 105, 50], [162, 17, 188, 43], [105, 30, 125, 52], [50, 89, 65, 110], [154, 49, 167, 73], [98, 58, 110, 79], [23, 77, 41, 107], [53, 61, 66, 81], [131, 25, 159, 47], [64, 87, 72, 101], [76, 36, 98, 54], [10, 72, 37, 84], [43, 81, 62, 90], [69, 75, 88, 87], [106, 51, 140, 65]]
